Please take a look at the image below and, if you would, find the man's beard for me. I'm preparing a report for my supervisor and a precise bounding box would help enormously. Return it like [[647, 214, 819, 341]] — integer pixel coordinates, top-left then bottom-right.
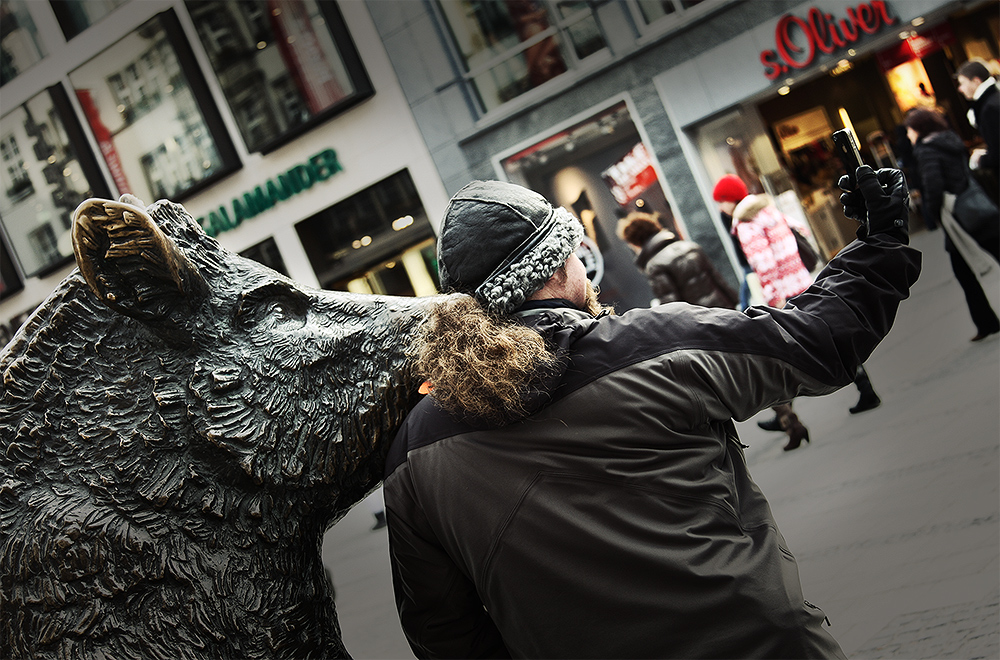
[[584, 280, 613, 316]]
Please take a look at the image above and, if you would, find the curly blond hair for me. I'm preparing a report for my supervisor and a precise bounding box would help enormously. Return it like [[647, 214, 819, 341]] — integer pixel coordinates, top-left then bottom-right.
[[411, 295, 559, 424]]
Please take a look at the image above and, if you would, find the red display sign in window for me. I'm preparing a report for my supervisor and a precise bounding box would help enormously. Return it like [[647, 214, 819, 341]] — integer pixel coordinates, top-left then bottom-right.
[[602, 143, 658, 205]]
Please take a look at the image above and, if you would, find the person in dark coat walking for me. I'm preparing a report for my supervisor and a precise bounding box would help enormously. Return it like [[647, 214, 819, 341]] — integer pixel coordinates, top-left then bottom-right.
[[713, 174, 755, 308], [956, 59, 1000, 203], [383, 172, 919, 659], [618, 211, 738, 309], [905, 106, 1000, 341]]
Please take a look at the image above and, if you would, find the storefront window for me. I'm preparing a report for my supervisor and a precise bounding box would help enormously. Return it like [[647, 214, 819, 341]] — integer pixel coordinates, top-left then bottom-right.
[[345, 239, 438, 297], [68, 10, 239, 203], [438, 0, 606, 112], [240, 236, 288, 277], [186, 0, 373, 154], [0, 85, 111, 277], [0, 234, 23, 301], [1, 0, 47, 86], [499, 100, 677, 311], [294, 169, 437, 295], [50, 0, 129, 41], [627, 0, 719, 32]]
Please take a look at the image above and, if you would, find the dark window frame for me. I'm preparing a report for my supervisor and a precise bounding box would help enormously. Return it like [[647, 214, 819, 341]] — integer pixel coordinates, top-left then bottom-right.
[[186, 0, 374, 155], [0, 231, 25, 301], [68, 8, 241, 204], [0, 83, 113, 279]]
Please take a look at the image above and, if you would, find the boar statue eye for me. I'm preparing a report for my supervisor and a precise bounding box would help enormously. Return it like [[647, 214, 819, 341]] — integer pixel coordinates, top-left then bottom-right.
[[260, 298, 306, 328], [266, 300, 294, 318], [237, 284, 308, 330]]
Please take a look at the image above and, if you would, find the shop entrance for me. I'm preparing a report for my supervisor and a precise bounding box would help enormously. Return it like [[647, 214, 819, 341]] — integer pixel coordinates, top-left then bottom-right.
[[688, 55, 905, 261], [751, 1, 998, 257], [294, 169, 439, 297], [496, 100, 682, 311]]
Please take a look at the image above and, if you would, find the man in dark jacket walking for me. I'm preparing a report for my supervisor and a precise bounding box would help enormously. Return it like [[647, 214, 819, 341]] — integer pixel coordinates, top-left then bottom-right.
[[956, 59, 999, 202], [618, 210, 738, 309], [384, 169, 920, 659]]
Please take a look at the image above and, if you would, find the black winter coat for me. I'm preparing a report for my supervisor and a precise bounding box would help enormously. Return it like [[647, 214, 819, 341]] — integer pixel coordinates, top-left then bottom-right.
[[636, 230, 738, 308], [972, 83, 999, 170], [384, 233, 921, 659], [912, 130, 970, 234]]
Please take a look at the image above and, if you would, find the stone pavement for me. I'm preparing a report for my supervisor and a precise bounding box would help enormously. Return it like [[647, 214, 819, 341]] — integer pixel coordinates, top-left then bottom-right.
[[322, 227, 1000, 659]]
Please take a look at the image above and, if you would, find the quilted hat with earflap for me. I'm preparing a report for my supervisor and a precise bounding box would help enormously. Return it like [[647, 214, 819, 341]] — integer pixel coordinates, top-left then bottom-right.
[[437, 180, 584, 315]]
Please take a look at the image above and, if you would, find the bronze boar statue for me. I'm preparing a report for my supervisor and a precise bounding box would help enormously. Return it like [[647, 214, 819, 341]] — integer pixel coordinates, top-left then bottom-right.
[[0, 195, 432, 659]]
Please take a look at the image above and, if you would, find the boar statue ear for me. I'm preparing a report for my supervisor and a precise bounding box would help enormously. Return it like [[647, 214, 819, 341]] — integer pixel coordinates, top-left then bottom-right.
[[73, 197, 208, 348]]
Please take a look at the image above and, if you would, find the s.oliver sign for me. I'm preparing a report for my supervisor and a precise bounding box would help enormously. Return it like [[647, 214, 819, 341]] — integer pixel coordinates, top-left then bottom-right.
[[760, 1, 897, 80]]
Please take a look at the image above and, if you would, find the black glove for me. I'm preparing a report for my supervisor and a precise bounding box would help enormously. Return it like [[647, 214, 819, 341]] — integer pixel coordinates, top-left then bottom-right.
[[839, 166, 909, 242]]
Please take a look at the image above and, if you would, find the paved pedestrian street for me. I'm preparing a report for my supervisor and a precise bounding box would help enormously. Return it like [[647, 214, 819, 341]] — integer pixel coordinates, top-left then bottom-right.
[[322, 227, 1000, 659]]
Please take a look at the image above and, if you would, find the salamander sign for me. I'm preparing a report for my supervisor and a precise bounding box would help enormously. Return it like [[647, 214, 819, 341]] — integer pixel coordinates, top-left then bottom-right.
[[760, 1, 897, 80], [197, 149, 342, 237]]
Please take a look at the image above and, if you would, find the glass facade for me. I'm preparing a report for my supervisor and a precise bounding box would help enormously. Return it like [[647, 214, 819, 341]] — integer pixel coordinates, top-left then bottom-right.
[[68, 10, 239, 203], [1, 0, 47, 86], [438, 0, 606, 112], [187, 0, 373, 154], [632, 0, 706, 25], [0, 85, 110, 277]]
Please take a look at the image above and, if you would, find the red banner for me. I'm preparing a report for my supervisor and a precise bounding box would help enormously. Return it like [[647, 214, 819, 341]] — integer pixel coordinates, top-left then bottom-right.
[[76, 89, 130, 194], [876, 23, 955, 71]]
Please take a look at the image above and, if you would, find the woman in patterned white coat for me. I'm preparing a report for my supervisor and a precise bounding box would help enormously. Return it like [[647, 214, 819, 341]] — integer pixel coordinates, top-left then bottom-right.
[[724, 193, 813, 449], [731, 195, 812, 308]]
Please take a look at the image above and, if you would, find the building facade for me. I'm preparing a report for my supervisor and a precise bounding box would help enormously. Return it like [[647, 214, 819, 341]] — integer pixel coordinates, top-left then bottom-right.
[[0, 0, 451, 344], [2, 0, 997, 341], [365, 0, 998, 310]]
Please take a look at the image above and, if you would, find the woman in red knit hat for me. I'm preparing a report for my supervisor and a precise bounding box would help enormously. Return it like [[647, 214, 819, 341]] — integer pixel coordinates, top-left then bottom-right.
[[713, 174, 814, 309], [713, 174, 812, 450], [711, 175, 754, 309]]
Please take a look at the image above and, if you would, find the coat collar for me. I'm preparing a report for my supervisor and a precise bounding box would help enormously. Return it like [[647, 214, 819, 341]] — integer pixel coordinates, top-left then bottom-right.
[[635, 230, 676, 268], [973, 77, 998, 101], [733, 194, 770, 222]]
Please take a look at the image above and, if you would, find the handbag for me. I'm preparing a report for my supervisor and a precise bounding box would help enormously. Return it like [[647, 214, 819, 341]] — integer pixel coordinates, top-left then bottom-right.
[[953, 175, 999, 238], [792, 228, 819, 271]]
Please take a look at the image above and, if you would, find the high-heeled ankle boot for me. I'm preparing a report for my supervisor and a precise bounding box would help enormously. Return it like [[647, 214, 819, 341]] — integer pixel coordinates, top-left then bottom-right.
[[850, 365, 881, 414], [778, 407, 810, 451], [783, 423, 810, 451]]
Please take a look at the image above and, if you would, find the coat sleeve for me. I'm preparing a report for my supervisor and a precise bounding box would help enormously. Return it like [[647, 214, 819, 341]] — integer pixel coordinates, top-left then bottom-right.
[[915, 144, 945, 229], [385, 465, 511, 660], [667, 233, 921, 424]]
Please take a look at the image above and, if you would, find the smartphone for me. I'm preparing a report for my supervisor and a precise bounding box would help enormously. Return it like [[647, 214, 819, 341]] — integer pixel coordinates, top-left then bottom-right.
[[832, 129, 864, 189]]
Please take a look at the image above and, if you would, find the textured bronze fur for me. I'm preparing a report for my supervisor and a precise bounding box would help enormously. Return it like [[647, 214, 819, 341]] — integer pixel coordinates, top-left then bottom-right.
[[0, 196, 430, 659]]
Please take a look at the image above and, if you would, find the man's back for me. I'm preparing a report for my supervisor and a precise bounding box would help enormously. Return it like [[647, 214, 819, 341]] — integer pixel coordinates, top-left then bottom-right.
[[386, 300, 868, 658], [385, 171, 918, 660]]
